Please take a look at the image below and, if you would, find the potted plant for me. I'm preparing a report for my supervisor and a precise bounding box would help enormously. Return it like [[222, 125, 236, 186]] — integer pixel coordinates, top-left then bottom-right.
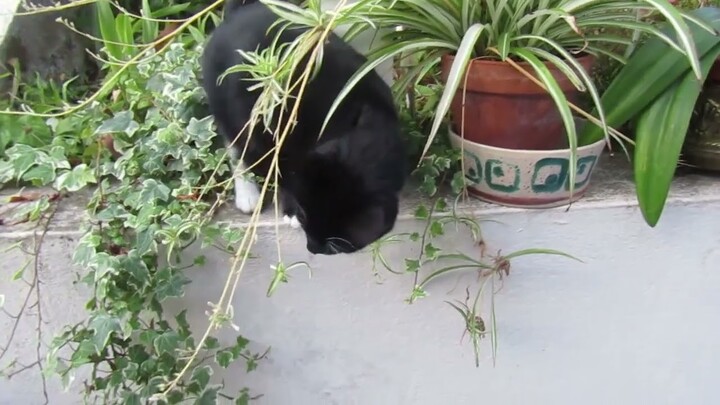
[[314, 0, 703, 208], [578, 6, 720, 226]]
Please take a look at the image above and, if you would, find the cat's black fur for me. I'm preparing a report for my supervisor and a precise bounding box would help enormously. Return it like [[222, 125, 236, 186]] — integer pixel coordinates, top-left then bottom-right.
[[201, 0, 406, 255]]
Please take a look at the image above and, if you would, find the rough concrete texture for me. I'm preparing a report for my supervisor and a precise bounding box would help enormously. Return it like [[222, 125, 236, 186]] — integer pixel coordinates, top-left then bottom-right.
[[0, 0, 92, 90], [2, 158, 720, 404]]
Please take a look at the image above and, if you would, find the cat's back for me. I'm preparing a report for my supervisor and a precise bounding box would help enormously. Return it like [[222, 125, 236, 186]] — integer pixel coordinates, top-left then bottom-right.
[[201, 2, 284, 82]]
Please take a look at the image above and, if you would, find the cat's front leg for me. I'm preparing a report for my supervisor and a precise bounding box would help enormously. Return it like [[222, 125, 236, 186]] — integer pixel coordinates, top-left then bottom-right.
[[233, 159, 262, 214]]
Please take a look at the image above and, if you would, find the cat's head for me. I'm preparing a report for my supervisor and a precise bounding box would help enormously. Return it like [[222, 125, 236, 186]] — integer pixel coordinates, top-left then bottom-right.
[[286, 143, 402, 255]]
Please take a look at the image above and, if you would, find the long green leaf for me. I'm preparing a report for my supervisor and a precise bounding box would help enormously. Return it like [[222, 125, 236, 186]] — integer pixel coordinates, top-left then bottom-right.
[[320, 39, 455, 137], [510, 48, 579, 198], [421, 23, 486, 161], [634, 44, 720, 227], [579, 7, 720, 145]]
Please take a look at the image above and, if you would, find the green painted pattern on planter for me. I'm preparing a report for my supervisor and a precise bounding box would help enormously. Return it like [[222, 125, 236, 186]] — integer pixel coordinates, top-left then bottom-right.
[[484, 159, 520, 193], [463, 150, 483, 184], [461, 151, 600, 196], [564, 155, 598, 190], [531, 157, 569, 193]]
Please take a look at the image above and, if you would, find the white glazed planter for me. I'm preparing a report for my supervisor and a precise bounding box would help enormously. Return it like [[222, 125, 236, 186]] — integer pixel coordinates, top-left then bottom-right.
[[449, 129, 607, 208]]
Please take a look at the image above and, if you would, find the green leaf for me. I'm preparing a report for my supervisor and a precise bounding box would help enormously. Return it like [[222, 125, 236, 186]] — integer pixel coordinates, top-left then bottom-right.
[[153, 331, 181, 356], [194, 386, 220, 405], [204, 336, 220, 350], [424, 23, 486, 161], [123, 392, 142, 405], [89, 314, 122, 353], [139, 179, 171, 203], [512, 47, 578, 195], [190, 365, 213, 392], [215, 350, 234, 368], [96, 111, 140, 137], [122, 253, 150, 286], [405, 258, 420, 273], [414, 205, 429, 219], [5, 144, 40, 178], [155, 271, 190, 301], [54, 164, 96, 192], [70, 340, 96, 367], [22, 164, 56, 185], [634, 45, 720, 226], [579, 7, 720, 144]]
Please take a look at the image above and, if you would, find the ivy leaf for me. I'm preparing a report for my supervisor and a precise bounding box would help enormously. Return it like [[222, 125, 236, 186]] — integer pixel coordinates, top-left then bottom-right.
[[54, 164, 96, 192], [89, 313, 122, 353], [194, 386, 220, 405], [424, 243, 441, 261], [21, 164, 56, 185], [204, 336, 220, 350], [235, 388, 252, 405], [123, 392, 142, 405], [155, 271, 190, 301], [96, 111, 140, 137], [175, 310, 191, 338], [414, 205, 429, 220], [153, 331, 181, 356], [215, 350, 234, 368], [73, 233, 101, 267], [405, 259, 420, 273], [5, 144, 39, 177], [139, 179, 171, 203], [190, 365, 213, 392], [186, 116, 215, 147], [0, 160, 14, 183], [70, 340, 96, 367], [429, 221, 444, 237], [121, 253, 150, 286]]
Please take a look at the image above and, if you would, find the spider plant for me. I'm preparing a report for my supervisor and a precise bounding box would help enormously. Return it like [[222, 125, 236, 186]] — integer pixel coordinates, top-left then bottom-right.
[[306, 0, 710, 194], [579, 6, 720, 226]]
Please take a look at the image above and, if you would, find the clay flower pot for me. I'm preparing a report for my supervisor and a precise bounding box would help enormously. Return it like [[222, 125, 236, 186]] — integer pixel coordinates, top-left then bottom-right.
[[449, 127, 607, 208], [440, 54, 595, 151]]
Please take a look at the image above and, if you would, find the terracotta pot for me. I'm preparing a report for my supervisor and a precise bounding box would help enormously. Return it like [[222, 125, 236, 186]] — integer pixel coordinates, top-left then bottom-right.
[[448, 124, 607, 208], [440, 54, 595, 151]]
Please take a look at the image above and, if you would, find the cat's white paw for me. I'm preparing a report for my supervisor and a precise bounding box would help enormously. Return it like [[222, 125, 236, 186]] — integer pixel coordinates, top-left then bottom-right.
[[283, 215, 301, 229], [233, 176, 260, 214]]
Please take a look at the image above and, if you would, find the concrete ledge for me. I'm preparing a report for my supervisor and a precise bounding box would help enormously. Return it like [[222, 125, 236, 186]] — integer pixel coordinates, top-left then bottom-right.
[[3, 153, 720, 404], [2, 153, 719, 238]]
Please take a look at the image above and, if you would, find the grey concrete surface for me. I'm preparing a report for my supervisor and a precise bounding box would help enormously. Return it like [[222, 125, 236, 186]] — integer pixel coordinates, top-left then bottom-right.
[[2, 156, 720, 404]]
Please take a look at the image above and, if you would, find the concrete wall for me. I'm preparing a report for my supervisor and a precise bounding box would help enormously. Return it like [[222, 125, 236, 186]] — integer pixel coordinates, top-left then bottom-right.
[[2, 160, 720, 404]]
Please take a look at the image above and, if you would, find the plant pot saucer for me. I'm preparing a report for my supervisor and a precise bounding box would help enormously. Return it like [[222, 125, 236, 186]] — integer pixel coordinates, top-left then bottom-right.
[[448, 129, 607, 209]]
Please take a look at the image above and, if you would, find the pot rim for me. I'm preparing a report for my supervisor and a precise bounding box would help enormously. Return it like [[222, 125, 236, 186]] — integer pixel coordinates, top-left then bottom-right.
[[442, 52, 595, 67], [449, 128, 608, 155]]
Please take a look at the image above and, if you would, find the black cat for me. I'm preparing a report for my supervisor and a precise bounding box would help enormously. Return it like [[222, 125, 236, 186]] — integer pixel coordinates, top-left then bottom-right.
[[201, 0, 406, 255]]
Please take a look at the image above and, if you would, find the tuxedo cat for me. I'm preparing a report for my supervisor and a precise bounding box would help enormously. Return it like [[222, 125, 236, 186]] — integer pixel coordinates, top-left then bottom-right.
[[201, 0, 406, 255]]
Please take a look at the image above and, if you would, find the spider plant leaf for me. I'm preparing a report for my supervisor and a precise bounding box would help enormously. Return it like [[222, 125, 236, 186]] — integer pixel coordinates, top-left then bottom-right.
[[510, 48, 578, 198], [421, 23, 486, 161], [320, 39, 455, 138], [578, 7, 720, 145], [633, 44, 720, 227]]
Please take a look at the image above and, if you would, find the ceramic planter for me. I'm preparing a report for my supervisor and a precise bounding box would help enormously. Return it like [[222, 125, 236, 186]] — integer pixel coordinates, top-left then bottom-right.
[[440, 54, 594, 151], [684, 84, 720, 171], [449, 129, 607, 208]]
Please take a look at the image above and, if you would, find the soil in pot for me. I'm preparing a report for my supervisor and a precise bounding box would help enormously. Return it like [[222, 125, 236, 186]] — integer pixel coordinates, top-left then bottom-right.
[[440, 54, 594, 151]]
